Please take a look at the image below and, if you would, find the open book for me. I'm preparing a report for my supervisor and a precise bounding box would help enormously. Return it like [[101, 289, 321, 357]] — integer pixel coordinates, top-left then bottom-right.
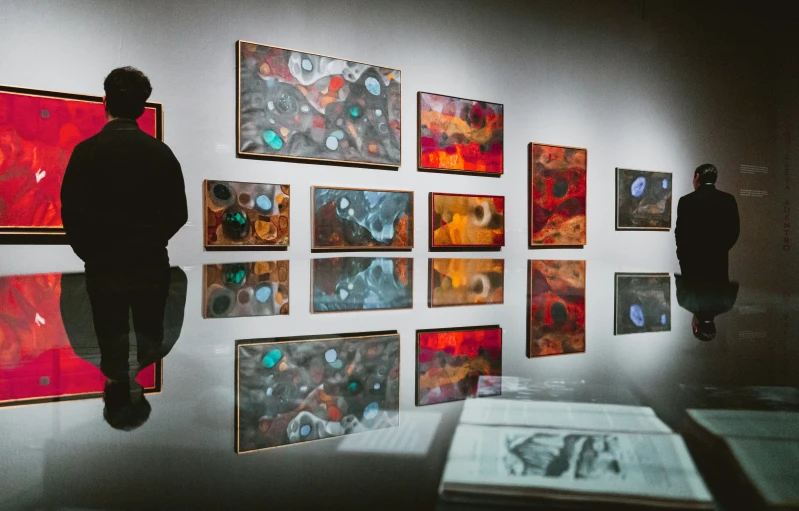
[[440, 399, 713, 509], [684, 409, 799, 510]]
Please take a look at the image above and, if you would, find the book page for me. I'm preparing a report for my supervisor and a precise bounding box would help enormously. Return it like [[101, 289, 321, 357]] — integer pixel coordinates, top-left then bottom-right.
[[726, 437, 799, 507], [687, 410, 799, 439], [441, 424, 711, 506], [461, 398, 672, 434]]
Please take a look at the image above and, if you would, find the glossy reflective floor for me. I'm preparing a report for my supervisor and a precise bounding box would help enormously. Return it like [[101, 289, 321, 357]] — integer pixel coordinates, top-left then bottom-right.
[[1, 259, 797, 510]]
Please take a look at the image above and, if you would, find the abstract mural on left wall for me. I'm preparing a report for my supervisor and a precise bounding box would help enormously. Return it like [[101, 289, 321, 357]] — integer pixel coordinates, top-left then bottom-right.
[[416, 325, 502, 406], [204, 180, 290, 248], [236, 330, 400, 453], [203, 261, 289, 318], [527, 260, 586, 357], [312, 257, 413, 313], [312, 187, 413, 249], [238, 41, 401, 167], [0, 85, 161, 241]]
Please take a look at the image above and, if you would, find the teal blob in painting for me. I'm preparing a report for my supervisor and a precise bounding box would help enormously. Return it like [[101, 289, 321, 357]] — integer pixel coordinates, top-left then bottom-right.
[[262, 348, 282, 369], [263, 129, 284, 150], [363, 402, 379, 420]]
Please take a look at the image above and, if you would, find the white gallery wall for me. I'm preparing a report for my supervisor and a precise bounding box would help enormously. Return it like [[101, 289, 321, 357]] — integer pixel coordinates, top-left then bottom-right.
[[0, 1, 796, 507]]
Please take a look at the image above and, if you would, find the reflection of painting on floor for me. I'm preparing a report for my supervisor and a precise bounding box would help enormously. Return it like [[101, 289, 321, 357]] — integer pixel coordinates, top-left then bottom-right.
[[529, 143, 587, 246], [238, 41, 401, 166], [236, 330, 400, 452], [203, 261, 289, 318], [312, 187, 412, 249], [430, 193, 505, 248], [616, 169, 672, 230], [0, 273, 158, 407], [416, 326, 502, 406], [0, 86, 159, 239], [312, 257, 413, 313], [418, 92, 503, 175], [614, 273, 671, 335], [204, 180, 290, 248], [428, 258, 504, 307], [527, 260, 586, 357]]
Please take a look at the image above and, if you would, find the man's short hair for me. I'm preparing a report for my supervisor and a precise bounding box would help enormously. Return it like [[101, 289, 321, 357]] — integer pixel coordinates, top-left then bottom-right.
[[693, 319, 717, 342], [694, 163, 718, 185], [103, 66, 152, 120]]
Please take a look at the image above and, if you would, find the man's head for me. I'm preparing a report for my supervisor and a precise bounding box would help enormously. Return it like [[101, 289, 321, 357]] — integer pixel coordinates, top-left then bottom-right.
[[103, 66, 152, 120], [691, 315, 717, 341], [693, 163, 718, 190], [103, 379, 151, 431]]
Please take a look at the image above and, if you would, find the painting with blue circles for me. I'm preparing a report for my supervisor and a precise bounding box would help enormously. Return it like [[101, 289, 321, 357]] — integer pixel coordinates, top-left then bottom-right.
[[616, 168, 673, 230], [312, 257, 413, 313], [203, 261, 289, 318], [238, 41, 401, 167], [204, 180, 290, 248], [235, 331, 400, 453], [614, 273, 671, 335]]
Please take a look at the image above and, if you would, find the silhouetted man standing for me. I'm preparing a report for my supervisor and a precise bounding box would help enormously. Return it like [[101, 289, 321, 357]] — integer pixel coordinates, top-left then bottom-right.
[[675, 164, 740, 281]]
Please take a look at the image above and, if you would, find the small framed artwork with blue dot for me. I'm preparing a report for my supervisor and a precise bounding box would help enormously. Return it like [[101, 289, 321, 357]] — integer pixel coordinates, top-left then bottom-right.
[[614, 273, 671, 335], [238, 41, 401, 167], [615, 168, 673, 231], [204, 180, 289, 249], [203, 261, 289, 318], [235, 330, 400, 453]]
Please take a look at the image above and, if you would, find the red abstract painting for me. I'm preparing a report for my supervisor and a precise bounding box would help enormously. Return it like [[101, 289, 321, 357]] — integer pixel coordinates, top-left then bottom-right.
[[416, 326, 502, 405], [527, 260, 586, 358], [529, 143, 587, 245], [419, 92, 503, 175], [0, 86, 160, 239], [0, 273, 158, 407]]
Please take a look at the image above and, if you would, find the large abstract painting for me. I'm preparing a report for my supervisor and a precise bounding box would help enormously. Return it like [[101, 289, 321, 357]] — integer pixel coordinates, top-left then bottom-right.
[[428, 258, 504, 308], [236, 330, 400, 452], [204, 180, 290, 248], [616, 168, 672, 230], [529, 143, 587, 246], [0, 85, 161, 241], [430, 193, 505, 248], [527, 260, 586, 357], [0, 273, 160, 407], [238, 41, 401, 167], [312, 187, 413, 249], [416, 325, 502, 406], [614, 273, 671, 335], [312, 257, 412, 313], [418, 92, 503, 175], [203, 261, 289, 318]]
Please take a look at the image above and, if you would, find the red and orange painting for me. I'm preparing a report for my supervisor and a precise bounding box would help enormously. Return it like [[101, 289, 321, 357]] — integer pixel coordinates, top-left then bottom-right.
[[430, 193, 505, 248], [416, 326, 502, 406], [529, 143, 587, 246], [0, 272, 158, 407], [419, 92, 503, 175], [527, 260, 586, 358], [0, 86, 160, 239]]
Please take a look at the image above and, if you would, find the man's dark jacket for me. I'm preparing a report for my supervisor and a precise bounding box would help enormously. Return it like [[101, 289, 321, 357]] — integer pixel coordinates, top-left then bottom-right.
[[675, 184, 740, 280], [61, 118, 187, 267]]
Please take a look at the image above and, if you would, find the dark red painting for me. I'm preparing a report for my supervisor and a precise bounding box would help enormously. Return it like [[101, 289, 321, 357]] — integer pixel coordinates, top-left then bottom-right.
[[416, 326, 502, 405], [527, 260, 586, 357], [0, 273, 157, 407], [0, 86, 160, 239], [529, 143, 587, 246]]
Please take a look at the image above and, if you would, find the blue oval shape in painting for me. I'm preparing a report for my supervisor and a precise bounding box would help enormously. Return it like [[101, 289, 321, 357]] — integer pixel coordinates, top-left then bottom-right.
[[630, 304, 645, 327], [630, 177, 647, 198]]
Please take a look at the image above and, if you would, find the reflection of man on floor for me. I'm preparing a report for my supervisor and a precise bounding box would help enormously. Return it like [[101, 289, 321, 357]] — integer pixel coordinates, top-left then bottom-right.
[[676, 276, 739, 342]]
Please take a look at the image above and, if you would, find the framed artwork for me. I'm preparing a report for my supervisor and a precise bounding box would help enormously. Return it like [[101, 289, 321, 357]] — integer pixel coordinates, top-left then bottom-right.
[[0, 272, 161, 407], [529, 143, 587, 246], [616, 168, 672, 230], [203, 261, 289, 318], [614, 273, 671, 335], [418, 92, 503, 175], [0, 85, 162, 243], [416, 325, 502, 406], [237, 40, 401, 167], [430, 192, 505, 248], [312, 186, 413, 250], [311, 257, 412, 313], [204, 180, 290, 248], [236, 330, 400, 453], [527, 260, 586, 357], [428, 258, 505, 308]]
